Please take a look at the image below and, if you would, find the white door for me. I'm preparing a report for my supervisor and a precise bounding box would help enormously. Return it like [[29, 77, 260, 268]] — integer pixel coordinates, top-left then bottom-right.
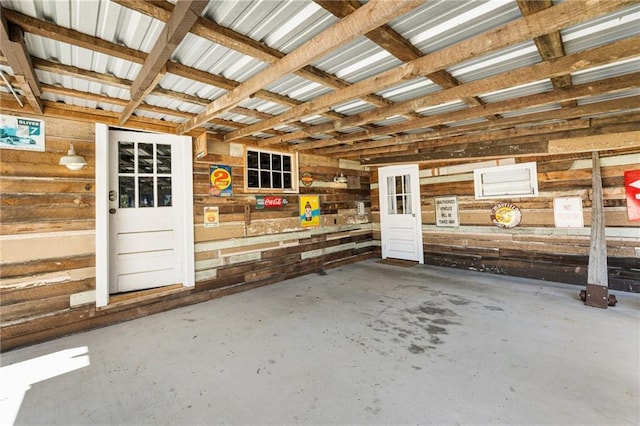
[[108, 130, 189, 293], [378, 164, 424, 263]]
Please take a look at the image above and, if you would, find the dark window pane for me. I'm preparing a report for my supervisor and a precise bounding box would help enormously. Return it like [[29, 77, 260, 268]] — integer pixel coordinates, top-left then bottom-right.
[[395, 176, 403, 195], [272, 155, 282, 171], [396, 195, 404, 214], [138, 143, 154, 174], [403, 174, 411, 195], [260, 170, 271, 188], [118, 142, 135, 174], [283, 172, 292, 189], [247, 170, 259, 188], [157, 177, 172, 206], [260, 152, 270, 169], [247, 151, 259, 169], [119, 176, 135, 208], [139, 177, 154, 207], [272, 172, 282, 188], [282, 155, 291, 172], [157, 144, 171, 174]]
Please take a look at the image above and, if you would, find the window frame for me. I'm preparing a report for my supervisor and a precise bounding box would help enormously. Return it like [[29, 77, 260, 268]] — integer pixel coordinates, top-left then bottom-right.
[[244, 146, 299, 193], [473, 161, 538, 200]]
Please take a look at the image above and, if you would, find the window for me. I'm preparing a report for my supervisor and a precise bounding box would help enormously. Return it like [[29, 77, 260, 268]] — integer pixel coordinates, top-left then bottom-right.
[[117, 141, 172, 208], [473, 162, 538, 199], [386, 174, 412, 215], [245, 148, 298, 192]]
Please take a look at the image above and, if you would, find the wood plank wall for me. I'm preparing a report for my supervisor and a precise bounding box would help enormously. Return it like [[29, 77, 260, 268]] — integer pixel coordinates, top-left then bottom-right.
[[0, 117, 373, 351], [371, 149, 640, 292]]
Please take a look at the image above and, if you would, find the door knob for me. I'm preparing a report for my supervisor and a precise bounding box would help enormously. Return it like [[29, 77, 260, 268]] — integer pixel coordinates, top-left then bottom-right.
[[109, 208, 116, 214]]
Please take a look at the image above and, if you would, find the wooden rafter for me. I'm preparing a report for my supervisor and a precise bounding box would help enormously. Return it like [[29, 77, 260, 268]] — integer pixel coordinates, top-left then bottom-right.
[[259, 24, 640, 150], [219, 0, 633, 143], [0, 54, 287, 135], [329, 96, 640, 161], [516, 0, 575, 108], [314, 0, 499, 119], [0, 8, 302, 129], [0, 0, 636, 159], [353, 114, 640, 164], [119, 0, 208, 125], [116, 0, 401, 119], [0, 5, 42, 113], [299, 70, 640, 153], [177, 0, 425, 134]]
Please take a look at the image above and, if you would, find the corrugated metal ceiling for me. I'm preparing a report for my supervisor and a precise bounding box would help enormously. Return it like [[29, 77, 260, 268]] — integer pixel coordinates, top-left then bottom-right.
[[0, 0, 638, 160]]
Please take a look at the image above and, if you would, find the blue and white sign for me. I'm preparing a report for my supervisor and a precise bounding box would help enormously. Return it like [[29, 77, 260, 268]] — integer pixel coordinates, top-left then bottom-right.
[[0, 114, 45, 152]]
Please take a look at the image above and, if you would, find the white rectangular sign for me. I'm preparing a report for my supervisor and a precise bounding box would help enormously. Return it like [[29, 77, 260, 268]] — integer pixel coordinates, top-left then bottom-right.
[[0, 113, 45, 151], [435, 196, 459, 227], [553, 197, 584, 228]]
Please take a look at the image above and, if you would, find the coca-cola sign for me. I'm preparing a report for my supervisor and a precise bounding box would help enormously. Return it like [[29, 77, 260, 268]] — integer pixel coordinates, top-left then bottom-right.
[[256, 195, 288, 209]]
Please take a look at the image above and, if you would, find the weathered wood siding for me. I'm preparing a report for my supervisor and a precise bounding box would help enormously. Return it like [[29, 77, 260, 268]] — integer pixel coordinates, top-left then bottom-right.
[[371, 150, 640, 292], [1, 119, 373, 351], [1, 118, 97, 338], [191, 139, 373, 292]]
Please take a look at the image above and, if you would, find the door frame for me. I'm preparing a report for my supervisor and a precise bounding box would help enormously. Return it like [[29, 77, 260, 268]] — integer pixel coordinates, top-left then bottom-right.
[[95, 123, 195, 307], [378, 164, 424, 264]]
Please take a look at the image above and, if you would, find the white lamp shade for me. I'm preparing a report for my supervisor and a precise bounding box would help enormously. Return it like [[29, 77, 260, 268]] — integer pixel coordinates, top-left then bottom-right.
[[59, 143, 87, 170]]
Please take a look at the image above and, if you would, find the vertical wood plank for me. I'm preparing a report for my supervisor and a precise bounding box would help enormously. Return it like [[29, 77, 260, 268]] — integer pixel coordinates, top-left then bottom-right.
[[587, 151, 608, 287]]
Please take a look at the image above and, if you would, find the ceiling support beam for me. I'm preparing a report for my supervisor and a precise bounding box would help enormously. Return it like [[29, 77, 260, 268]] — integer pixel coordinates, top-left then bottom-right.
[[352, 117, 640, 164], [219, 0, 633, 143], [305, 72, 640, 154], [267, 35, 640, 150], [330, 97, 640, 160], [516, 0, 575, 108], [115, 0, 398, 121], [0, 5, 42, 114], [177, 0, 425, 133], [315, 0, 499, 119], [119, 0, 208, 125]]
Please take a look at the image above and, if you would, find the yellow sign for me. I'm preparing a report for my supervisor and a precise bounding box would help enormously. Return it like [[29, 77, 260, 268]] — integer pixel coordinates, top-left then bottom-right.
[[204, 206, 219, 228], [490, 203, 521, 228], [299, 195, 320, 228], [209, 165, 232, 197]]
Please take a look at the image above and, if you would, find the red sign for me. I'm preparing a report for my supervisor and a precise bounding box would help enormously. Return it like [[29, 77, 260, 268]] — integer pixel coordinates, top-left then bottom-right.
[[255, 195, 288, 209], [625, 170, 640, 222]]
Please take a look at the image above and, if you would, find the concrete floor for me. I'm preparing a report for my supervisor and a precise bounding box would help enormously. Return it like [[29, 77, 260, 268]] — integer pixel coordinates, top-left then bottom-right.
[[1, 259, 639, 426]]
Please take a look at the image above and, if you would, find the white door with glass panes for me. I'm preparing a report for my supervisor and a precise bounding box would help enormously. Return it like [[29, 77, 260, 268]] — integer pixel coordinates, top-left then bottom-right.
[[108, 130, 187, 293], [378, 164, 424, 263]]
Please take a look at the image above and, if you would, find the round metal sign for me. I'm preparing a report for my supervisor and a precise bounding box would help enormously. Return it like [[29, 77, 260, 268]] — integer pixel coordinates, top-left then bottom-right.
[[490, 202, 522, 228]]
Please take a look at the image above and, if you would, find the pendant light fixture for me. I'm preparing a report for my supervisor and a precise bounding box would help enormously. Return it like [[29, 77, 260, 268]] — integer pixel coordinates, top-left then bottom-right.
[[59, 143, 87, 170]]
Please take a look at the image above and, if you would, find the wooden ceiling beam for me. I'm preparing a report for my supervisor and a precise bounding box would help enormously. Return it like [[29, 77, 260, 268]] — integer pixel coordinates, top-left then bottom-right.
[[314, 0, 498, 118], [0, 92, 198, 136], [2, 6, 334, 128], [266, 35, 640, 149], [177, 0, 425, 133], [117, 0, 392, 126], [119, 67, 167, 125], [303, 71, 640, 153], [129, 0, 207, 102], [355, 118, 640, 164], [0, 5, 42, 113], [324, 96, 640, 159], [331, 120, 592, 159], [19, 58, 281, 133], [517, 0, 575, 107], [220, 0, 633, 143], [119, 0, 208, 125], [2, 7, 145, 64]]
